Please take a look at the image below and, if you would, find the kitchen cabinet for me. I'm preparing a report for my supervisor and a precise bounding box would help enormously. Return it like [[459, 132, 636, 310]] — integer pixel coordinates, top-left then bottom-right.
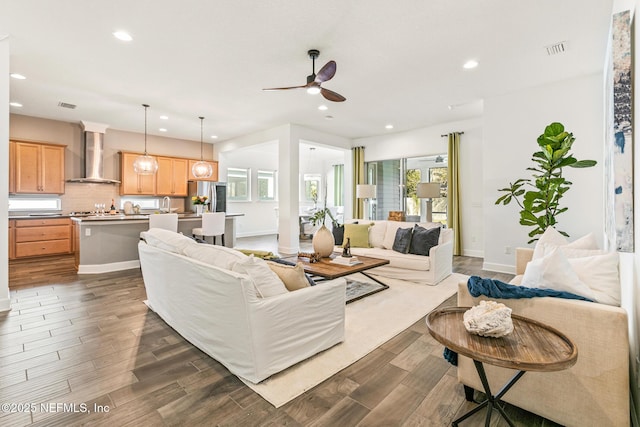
[[188, 159, 219, 181], [13, 140, 66, 194], [120, 152, 157, 195], [8, 220, 15, 260], [157, 157, 188, 196], [14, 218, 72, 258], [9, 142, 15, 193]]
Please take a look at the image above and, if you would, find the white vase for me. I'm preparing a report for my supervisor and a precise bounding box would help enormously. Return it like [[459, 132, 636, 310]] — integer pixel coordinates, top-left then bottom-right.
[[196, 205, 204, 216], [313, 225, 335, 258]]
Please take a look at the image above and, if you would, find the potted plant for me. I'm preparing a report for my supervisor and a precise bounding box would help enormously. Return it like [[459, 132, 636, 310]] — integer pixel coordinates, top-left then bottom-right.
[[495, 122, 596, 243], [308, 185, 337, 257], [192, 195, 208, 215]]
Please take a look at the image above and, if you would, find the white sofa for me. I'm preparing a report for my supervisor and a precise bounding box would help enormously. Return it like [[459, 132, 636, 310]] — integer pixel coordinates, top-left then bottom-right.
[[337, 220, 453, 285], [138, 229, 347, 384], [457, 248, 630, 427]]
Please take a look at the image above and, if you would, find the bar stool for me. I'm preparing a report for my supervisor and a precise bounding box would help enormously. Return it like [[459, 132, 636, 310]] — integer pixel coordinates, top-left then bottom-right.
[[192, 212, 225, 246], [149, 213, 178, 232]]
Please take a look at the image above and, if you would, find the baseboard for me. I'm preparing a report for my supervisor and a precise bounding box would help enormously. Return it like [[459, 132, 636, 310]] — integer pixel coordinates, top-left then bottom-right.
[[462, 249, 483, 258], [236, 230, 278, 238], [0, 288, 10, 313], [482, 262, 515, 274], [78, 260, 140, 274]]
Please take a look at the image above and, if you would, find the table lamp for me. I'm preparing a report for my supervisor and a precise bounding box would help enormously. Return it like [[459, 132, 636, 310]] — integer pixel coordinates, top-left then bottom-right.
[[417, 182, 440, 222], [356, 184, 377, 220]]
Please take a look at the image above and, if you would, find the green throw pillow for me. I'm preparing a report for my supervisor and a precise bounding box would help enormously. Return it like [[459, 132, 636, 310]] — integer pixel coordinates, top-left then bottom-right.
[[343, 223, 372, 248]]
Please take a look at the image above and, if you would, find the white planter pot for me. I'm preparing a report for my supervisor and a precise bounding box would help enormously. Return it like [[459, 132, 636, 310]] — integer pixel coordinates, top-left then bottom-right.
[[312, 225, 335, 257]]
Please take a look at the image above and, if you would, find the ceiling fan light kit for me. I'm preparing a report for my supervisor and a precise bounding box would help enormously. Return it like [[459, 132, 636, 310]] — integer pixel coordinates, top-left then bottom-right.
[[263, 49, 346, 102]]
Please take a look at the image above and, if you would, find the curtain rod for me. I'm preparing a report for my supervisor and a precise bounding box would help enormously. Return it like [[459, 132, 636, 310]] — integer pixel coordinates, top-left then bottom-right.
[[440, 132, 465, 137]]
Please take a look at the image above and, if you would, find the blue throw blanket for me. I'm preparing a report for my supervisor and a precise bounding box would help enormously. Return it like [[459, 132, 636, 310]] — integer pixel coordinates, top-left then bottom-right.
[[442, 276, 593, 366]]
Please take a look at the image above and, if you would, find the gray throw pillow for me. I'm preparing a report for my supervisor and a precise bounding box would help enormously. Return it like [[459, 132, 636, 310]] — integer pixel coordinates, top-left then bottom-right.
[[408, 225, 441, 256], [392, 227, 413, 253]]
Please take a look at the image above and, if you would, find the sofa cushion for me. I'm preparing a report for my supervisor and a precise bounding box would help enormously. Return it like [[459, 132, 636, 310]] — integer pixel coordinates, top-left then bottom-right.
[[568, 252, 620, 306], [368, 221, 386, 248], [409, 225, 441, 256], [343, 223, 371, 248], [267, 261, 310, 291], [140, 229, 197, 254], [532, 227, 599, 260], [231, 255, 288, 298], [183, 243, 247, 270], [392, 227, 413, 253], [520, 248, 596, 300], [358, 247, 431, 271]]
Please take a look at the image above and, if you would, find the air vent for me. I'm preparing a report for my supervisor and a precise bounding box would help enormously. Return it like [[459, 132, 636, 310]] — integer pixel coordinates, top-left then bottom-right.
[[545, 41, 567, 56], [58, 101, 77, 109]]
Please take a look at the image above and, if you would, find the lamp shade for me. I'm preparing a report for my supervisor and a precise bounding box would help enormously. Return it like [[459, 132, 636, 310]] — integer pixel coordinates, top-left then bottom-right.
[[416, 182, 440, 198], [356, 184, 377, 199]]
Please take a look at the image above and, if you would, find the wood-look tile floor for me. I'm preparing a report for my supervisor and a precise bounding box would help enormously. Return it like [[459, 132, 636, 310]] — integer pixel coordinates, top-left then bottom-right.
[[3, 236, 560, 426]]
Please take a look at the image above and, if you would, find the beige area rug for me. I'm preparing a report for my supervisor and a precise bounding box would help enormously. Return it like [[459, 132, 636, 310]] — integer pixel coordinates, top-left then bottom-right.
[[242, 272, 468, 407]]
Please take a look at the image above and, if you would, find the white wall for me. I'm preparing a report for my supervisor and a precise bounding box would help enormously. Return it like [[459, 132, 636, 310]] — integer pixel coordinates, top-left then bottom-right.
[[0, 37, 9, 312], [483, 73, 605, 272], [354, 117, 484, 257]]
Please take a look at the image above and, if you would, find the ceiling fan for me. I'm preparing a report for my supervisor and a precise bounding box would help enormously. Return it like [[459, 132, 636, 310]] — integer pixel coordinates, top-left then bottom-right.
[[262, 49, 346, 102]]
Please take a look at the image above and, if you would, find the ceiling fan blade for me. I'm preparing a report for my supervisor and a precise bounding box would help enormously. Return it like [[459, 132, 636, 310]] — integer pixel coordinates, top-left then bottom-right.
[[321, 87, 346, 102], [315, 60, 337, 83], [262, 85, 307, 91]]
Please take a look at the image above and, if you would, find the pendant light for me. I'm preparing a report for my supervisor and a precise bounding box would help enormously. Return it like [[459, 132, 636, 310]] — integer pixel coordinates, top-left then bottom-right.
[[132, 104, 159, 175], [191, 116, 213, 179]]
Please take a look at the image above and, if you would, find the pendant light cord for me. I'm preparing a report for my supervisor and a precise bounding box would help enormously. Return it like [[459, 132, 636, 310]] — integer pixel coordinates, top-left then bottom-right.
[[142, 103, 150, 155], [199, 116, 205, 160]]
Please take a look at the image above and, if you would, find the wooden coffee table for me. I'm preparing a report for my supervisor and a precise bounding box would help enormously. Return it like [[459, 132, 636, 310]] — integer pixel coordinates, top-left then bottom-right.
[[293, 252, 389, 280], [426, 307, 577, 427]]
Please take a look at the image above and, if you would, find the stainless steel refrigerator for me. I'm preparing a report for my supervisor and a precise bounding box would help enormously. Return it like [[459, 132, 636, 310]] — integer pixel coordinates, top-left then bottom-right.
[[186, 181, 227, 213]]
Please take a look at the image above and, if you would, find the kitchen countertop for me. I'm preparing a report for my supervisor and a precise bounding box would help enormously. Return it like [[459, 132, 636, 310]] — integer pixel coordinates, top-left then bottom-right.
[[10, 213, 244, 221]]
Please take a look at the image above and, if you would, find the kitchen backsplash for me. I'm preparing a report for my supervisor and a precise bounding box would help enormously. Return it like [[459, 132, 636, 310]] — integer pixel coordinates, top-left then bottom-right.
[[62, 182, 121, 212]]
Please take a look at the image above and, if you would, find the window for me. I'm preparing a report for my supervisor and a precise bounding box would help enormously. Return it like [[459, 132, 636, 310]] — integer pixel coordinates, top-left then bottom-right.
[[120, 197, 159, 210], [429, 167, 448, 223], [228, 167, 250, 201], [405, 168, 422, 216], [8, 197, 61, 212], [333, 164, 344, 206], [257, 170, 277, 201], [303, 174, 321, 204]]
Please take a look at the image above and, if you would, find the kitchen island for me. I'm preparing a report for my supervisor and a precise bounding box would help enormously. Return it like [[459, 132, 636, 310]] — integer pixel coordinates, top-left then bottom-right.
[[71, 213, 243, 274]]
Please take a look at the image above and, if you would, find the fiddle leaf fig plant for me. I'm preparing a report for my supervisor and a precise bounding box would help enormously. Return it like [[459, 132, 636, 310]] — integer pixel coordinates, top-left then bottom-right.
[[495, 122, 596, 243]]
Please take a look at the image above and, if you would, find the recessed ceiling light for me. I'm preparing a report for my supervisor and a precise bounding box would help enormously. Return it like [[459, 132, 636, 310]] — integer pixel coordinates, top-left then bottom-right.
[[385, 124, 394, 129], [10, 73, 26, 80], [210, 135, 218, 139], [113, 31, 132, 42], [9, 102, 22, 107], [318, 105, 328, 111], [159, 115, 169, 120], [159, 128, 167, 132], [463, 60, 478, 69]]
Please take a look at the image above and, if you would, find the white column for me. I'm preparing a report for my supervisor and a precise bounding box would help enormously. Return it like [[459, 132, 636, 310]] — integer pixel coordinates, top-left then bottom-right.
[[277, 125, 300, 255], [0, 35, 10, 312]]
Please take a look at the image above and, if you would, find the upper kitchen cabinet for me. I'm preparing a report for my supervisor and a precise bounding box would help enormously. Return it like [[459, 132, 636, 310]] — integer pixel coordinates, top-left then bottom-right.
[[188, 159, 218, 181], [9, 141, 15, 193], [12, 140, 66, 194], [157, 157, 188, 196], [120, 152, 157, 195]]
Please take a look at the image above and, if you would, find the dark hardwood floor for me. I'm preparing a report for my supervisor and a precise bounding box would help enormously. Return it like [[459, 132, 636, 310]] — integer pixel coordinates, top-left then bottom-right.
[[2, 237, 559, 426]]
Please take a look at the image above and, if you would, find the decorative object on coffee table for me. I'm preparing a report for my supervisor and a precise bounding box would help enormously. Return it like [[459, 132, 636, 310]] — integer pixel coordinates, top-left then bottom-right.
[[312, 225, 335, 257], [298, 251, 320, 263], [342, 237, 351, 257], [463, 301, 513, 338]]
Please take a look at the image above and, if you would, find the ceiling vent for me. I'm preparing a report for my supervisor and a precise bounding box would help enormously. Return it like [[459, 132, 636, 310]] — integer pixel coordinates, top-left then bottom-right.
[[545, 41, 567, 56], [58, 101, 76, 109]]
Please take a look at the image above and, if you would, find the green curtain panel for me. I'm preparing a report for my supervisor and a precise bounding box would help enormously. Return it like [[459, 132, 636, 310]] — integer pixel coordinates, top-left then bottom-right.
[[352, 146, 365, 218], [447, 133, 462, 255], [333, 164, 344, 206]]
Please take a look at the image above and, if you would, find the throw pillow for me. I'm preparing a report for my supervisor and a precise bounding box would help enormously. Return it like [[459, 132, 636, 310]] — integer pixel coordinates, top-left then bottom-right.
[[231, 255, 288, 298], [520, 248, 596, 300], [269, 258, 316, 286], [392, 227, 413, 253], [266, 261, 311, 291], [368, 221, 387, 248], [343, 223, 372, 248], [332, 224, 345, 246], [183, 243, 247, 270], [532, 228, 599, 260], [408, 225, 441, 256], [568, 252, 620, 306]]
